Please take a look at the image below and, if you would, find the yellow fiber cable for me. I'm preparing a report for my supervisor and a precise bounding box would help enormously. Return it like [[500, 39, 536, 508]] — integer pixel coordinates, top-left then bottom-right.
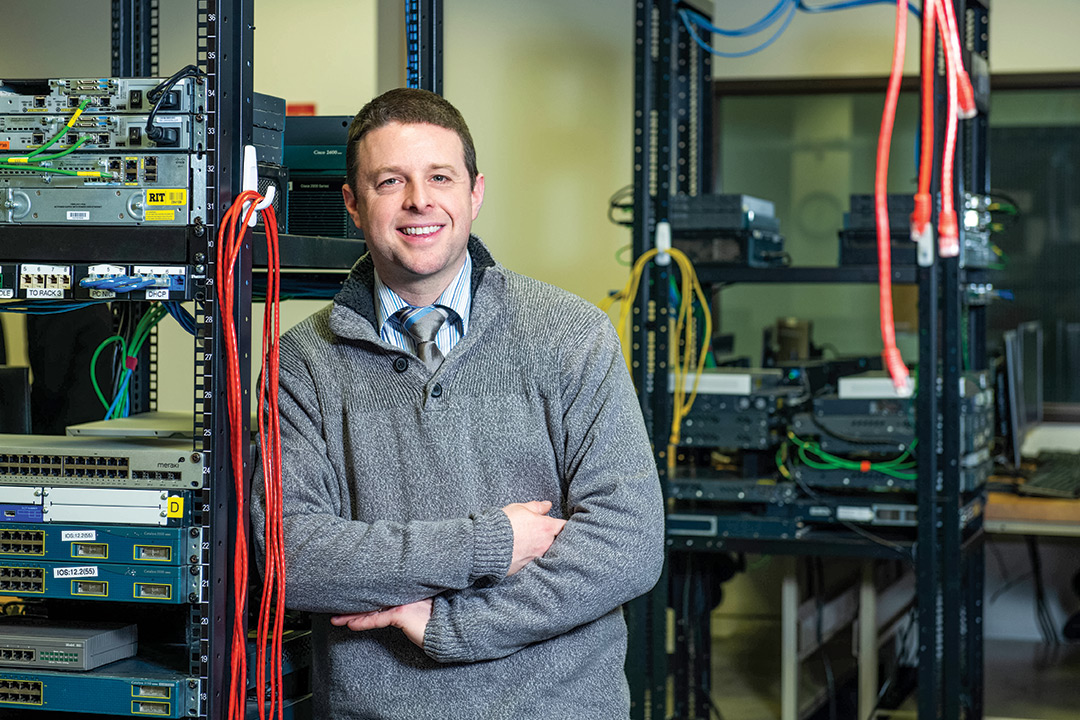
[[603, 246, 711, 469]]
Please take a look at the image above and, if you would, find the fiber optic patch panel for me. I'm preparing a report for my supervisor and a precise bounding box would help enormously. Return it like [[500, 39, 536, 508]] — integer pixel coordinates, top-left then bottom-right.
[[0, 656, 198, 716], [0, 558, 199, 603], [0, 523, 201, 565], [0, 153, 206, 225], [0, 77, 202, 114], [0, 113, 204, 151], [0, 434, 205, 489]]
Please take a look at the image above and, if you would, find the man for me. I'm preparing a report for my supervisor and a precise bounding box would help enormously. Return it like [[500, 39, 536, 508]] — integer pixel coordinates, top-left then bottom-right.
[[252, 87, 663, 719]]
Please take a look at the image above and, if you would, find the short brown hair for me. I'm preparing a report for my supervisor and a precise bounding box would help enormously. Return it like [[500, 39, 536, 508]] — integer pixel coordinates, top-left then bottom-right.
[[346, 88, 478, 196]]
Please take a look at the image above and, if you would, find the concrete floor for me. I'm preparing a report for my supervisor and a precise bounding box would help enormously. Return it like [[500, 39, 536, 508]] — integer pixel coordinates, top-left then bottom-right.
[[708, 623, 1080, 719]]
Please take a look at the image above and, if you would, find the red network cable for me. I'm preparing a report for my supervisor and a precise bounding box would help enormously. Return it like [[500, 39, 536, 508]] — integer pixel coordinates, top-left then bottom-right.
[[911, 0, 937, 240], [935, 0, 975, 258], [216, 190, 285, 720], [874, 0, 911, 390]]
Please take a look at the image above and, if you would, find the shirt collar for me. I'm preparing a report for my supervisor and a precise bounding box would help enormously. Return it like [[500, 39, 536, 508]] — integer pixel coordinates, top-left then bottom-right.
[[374, 252, 473, 334]]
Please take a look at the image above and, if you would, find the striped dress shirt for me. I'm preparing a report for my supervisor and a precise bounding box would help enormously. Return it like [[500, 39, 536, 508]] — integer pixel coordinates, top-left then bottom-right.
[[374, 253, 472, 357]]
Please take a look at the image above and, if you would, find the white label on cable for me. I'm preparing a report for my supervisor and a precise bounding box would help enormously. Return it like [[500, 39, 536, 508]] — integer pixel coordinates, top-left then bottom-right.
[[146, 289, 169, 300], [61, 530, 96, 542], [0, 290, 12, 299], [66, 211, 91, 221], [53, 565, 98, 579], [25, 288, 63, 299], [836, 506, 875, 522], [89, 289, 116, 299]]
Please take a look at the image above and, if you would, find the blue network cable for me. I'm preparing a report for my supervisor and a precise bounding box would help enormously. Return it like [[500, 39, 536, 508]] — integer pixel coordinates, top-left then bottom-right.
[[0, 301, 110, 315], [678, 0, 921, 59], [163, 301, 197, 335]]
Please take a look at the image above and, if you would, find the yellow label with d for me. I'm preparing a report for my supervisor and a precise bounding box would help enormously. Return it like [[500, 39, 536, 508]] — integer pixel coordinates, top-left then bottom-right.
[[146, 189, 187, 206], [166, 496, 184, 518]]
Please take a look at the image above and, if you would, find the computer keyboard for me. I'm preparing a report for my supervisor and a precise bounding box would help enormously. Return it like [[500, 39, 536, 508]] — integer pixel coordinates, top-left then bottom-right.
[[1021, 452, 1080, 498]]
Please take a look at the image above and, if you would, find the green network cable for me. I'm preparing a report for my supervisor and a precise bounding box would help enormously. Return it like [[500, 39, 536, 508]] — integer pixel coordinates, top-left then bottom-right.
[[0, 99, 107, 178], [25, 97, 91, 159], [786, 431, 917, 481], [91, 304, 169, 419]]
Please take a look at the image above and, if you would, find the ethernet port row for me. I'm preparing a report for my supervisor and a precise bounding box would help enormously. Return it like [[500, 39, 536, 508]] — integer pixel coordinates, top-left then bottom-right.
[[0, 679, 42, 705], [0, 649, 35, 662], [0, 531, 43, 543]]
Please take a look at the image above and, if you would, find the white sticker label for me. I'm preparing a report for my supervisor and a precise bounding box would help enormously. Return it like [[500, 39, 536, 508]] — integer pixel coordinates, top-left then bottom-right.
[[836, 506, 875, 522], [0, 290, 12, 299], [146, 289, 169, 300], [133, 265, 184, 276], [26, 288, 63, 299], [21, 264, 69, 275], [53, 565, 98, 579], [61, 530, 96, 542], [87, 264, 125, 277], [89, 289, 116, 299], [66, 211, 91, 221]]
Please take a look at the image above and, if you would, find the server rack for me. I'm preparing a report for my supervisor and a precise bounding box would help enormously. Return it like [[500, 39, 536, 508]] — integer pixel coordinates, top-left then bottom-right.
[[626, 2, 990, 718], [0, 0, 251, 717]]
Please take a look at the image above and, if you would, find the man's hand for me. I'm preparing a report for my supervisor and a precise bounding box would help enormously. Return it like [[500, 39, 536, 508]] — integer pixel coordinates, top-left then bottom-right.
[[502, 500, 567, 576], [330, 598, 433, 648]]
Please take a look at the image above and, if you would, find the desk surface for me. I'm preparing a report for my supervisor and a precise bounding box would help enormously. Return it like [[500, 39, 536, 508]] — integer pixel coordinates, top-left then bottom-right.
[[986, 491, 1080, 536]]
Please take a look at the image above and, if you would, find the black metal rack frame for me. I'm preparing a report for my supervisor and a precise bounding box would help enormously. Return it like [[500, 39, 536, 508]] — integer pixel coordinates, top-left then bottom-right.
[[627, 2, 990, 719]]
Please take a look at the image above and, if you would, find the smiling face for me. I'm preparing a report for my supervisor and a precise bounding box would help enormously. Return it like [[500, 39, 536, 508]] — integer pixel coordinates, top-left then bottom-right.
[[343, 121, 485, 306]]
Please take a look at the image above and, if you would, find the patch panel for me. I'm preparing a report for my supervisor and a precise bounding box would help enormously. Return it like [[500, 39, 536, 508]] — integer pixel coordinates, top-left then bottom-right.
[[0, 113, 203, 152], [76, 263, 190, 301], [0, 435, 205, 490], [0, 77, 202, 114], [0, 558, 197, 603], [16, 263, 71, 299], [0, 655, 197, 716], [0, 523, 201, 564]]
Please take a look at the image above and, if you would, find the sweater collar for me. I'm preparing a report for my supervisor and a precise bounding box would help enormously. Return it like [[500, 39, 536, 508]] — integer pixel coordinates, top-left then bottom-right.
[[330, 235, 497, 342]]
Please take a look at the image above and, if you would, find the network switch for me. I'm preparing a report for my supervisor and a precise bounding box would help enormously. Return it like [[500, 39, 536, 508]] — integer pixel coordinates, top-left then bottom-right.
[[0, 523, 200, 565], [0, 620, 137, 671], [0, 558, 198, 603], [0, 655, 198, 716], [0, 434, 205, 489]]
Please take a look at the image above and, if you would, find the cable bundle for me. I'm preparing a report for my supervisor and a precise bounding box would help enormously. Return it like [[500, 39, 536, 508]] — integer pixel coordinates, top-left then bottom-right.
[[90, 302, 169, 420], [911, 0, 977, 260], [677, 1, 921, 59], [601, 246, 711, 469], [216, 190, 284, 720], [0, 97, 108, 178], [781, 431, 917, 481]]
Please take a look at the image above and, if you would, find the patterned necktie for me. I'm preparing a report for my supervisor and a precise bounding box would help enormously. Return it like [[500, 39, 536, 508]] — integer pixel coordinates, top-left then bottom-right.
[[397, 305, 448, 371]]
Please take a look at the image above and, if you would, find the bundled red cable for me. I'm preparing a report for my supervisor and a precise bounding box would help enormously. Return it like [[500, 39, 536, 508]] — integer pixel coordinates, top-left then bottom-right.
[[934, 0, 974, 258], [874, 0, 911, 391], [216, 190, 285, 720]]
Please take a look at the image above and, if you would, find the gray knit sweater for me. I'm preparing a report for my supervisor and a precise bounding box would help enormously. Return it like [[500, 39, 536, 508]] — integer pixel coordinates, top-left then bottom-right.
[[251, 237, 664, 719]]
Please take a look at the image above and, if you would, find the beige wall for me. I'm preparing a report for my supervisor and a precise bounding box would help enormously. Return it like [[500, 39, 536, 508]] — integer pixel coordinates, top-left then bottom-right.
[[4, 1, 1080, 412], [711, 0, 1080, 79]]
